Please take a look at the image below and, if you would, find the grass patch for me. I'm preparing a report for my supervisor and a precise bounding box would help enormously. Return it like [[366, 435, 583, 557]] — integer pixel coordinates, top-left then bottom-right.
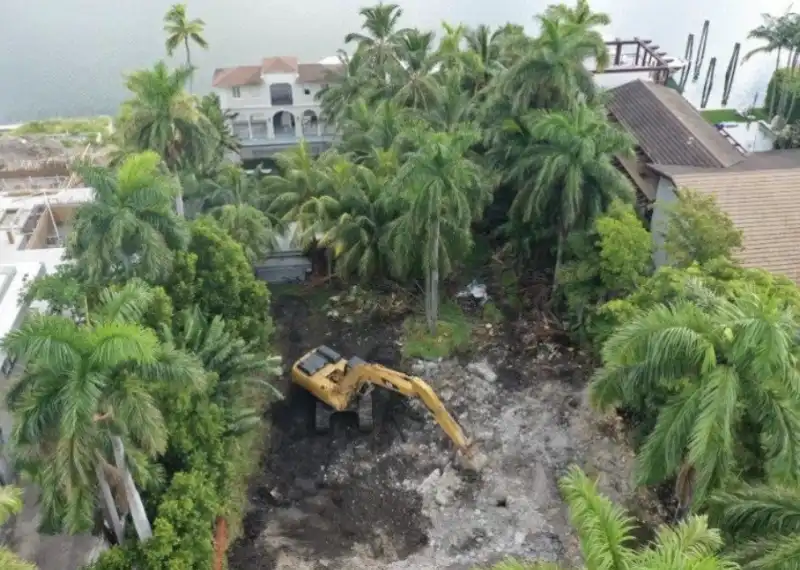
[[402, 302, 472, 360], [12, 116, 113, 137], [481, 301, 504, 324], [700, 109, 744, 123]]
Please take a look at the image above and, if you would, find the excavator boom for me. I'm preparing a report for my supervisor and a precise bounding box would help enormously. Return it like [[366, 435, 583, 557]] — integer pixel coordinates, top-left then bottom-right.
[[291, 345, 486, 471]]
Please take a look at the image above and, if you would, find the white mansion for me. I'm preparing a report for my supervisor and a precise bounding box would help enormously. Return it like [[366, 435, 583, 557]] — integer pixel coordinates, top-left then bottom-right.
[[212, 55, 341, 160]]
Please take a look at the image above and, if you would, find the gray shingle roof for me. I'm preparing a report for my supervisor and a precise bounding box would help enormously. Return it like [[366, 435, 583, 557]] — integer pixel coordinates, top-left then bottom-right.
[[607, 80, 746, 168]]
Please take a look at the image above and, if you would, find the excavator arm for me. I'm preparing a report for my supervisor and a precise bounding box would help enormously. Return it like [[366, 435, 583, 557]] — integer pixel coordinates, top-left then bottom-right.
[[334, 360, 486, 471]]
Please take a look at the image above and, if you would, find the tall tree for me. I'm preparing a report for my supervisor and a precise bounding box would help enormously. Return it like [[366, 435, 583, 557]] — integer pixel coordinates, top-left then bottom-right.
[[496, 104, 635, 293], [2, 281, 203, 542], [69, 151, 189, 285], [344, 3, 409, 77], [163, 3, 208, 92], [118, 62, 218, 215], [388, 128, 490, 332], [392, 29, 439, 109], [591, 284, 800, 513]]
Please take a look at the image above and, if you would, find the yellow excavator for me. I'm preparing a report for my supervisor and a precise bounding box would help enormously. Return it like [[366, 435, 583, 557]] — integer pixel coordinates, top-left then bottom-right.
[[291, 345, 486, 472]]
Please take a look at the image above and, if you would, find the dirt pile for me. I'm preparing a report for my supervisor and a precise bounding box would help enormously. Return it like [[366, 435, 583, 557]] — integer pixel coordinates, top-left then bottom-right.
[[228, 292, 656, 570]]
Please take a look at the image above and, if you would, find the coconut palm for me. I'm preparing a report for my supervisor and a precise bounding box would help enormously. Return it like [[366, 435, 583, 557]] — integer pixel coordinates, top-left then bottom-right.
[[337, 99, 414, 164], [2, 281, 204, 542], [164, 3, 208, 91], [197, 164, 271, 212], [317, 50, 381, 124], [345, 3, 409, 77], [479, 467, 737, 570], [495, 104, 635, 293], [69, 151, 189, 285], [118, 61, 218, 214], [710, 483, 800, 570], [387, 128, 490, 332], [591, 284, 800, 513], [210, 204, 277, 263], [0, 486, 35, 570], [263, 143, 341, 244], [322, 163, 402, 281], [461, 24, 509, 94], [391, 29, 440, 109]]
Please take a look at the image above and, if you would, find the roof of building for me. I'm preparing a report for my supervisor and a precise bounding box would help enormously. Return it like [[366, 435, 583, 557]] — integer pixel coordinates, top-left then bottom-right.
[[211, 66, 263, 88], [607, 79, 746, 168], [655, 159, 800, 283], [297, 63, 340, 83], [262, 56, 299, 74], [211, 56, 342, 88]]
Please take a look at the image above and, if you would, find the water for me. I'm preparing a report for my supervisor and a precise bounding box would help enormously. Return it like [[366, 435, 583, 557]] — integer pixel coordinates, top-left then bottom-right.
[[0, 0, 793, 123]]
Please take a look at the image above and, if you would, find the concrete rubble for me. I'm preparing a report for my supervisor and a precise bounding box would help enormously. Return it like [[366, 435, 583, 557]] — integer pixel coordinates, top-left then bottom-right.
[[247, 339, 657, 570]]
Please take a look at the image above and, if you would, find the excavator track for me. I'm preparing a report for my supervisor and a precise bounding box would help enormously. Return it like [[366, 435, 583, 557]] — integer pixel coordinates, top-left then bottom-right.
[[357, 391, 374, 433], [314, 401, 333, 434]]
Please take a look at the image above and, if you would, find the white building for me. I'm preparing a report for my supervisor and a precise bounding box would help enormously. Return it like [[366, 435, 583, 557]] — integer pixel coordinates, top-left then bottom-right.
[[212, 55, 341, 160], [0, 186, 92, 379]]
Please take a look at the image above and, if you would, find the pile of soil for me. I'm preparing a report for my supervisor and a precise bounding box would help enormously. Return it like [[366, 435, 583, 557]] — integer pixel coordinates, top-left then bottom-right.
[[227, 288, 660, 570]]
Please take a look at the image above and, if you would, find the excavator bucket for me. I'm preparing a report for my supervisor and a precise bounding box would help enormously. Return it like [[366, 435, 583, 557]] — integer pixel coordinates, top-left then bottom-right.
[[457, 443, 488, 473]]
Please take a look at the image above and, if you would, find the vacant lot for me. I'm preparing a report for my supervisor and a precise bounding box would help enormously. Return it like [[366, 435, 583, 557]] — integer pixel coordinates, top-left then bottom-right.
[[228, 286, 657, 570]]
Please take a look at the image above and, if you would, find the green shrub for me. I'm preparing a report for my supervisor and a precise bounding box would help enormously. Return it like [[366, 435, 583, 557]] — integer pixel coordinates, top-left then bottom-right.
[[765, 67, 800, 122]]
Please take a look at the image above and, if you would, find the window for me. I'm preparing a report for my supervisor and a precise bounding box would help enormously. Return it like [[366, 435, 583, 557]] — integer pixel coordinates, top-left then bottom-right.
[[232, 87, 241, 98], [303, 88, 311, 95]]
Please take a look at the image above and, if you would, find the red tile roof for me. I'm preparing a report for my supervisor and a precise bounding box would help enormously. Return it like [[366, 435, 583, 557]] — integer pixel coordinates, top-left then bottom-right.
[[211, 66, 263, 88], [261, 56, 299, 74]]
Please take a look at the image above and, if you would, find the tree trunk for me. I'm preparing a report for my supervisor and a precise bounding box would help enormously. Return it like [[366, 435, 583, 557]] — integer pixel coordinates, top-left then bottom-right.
[[111, 437, 152, 541], [551, 227, 567, 298], [778, 49, 796, 121], [424, 268, 433, 332], [175, 192, 185, 218], [786, 51, 800, 121], [95, 463, 125, 544], [429, 217, 441, 335], [674, 462, 696, 522], [770, 48, 783, 118], [185, 40, 193, 94]]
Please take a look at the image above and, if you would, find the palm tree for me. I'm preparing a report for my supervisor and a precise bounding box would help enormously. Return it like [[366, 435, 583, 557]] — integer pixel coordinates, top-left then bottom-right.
[[391, 29, 440, 109], [499, 14, 604, 112], [388, 128, 490, 332], [545, 0, 611, 30], [2, 281, 203, 542], [69, 151, 189, 285], [211, 204, 277, 263], [710, 483, 800, 570], [163, 3, 208, 91], [197, 92, 241, 171], [743, 12, 800, 119], [0, 486, 35, 570], [591, 284, 800, 513], [344, 3, 409, 77], [496, 104, 635, 293], [118, 61, 218, 214], [322, 163, 402, 281], [196, 164, 271, 212], [462, 24, 508, 94], [478, 467, 737, 570], [263, 143, 341, 244], [317, 50, 381, 124]]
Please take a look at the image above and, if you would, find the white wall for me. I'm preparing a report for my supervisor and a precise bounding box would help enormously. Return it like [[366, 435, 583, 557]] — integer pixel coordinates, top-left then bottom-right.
[[651, 175, 678, 268]]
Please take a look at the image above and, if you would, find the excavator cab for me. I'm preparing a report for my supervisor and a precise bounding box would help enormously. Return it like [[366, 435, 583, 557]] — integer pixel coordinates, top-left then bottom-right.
[[291, 345, 374, 433]]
